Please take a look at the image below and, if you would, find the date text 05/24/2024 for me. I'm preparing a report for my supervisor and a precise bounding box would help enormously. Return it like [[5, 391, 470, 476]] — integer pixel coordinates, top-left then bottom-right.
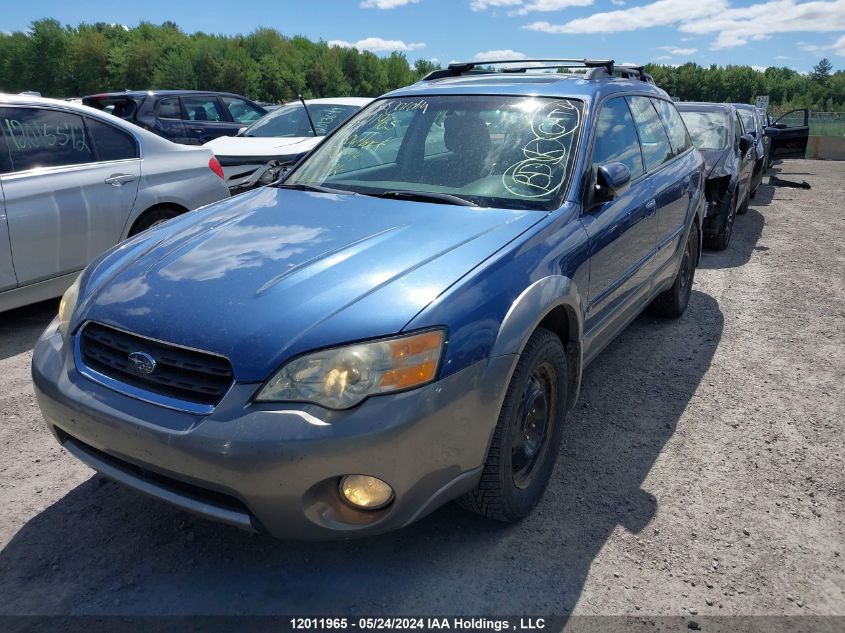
[[289, 618, 548, 631]]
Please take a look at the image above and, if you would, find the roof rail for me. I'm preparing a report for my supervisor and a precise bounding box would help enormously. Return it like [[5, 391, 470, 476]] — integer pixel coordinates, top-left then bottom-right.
[[423, 58, 615, 81]]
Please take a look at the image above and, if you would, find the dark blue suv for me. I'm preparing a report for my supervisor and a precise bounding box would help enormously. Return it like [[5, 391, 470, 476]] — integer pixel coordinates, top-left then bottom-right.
[[82, 90, 267, 145], [34, 59, 704, 539]]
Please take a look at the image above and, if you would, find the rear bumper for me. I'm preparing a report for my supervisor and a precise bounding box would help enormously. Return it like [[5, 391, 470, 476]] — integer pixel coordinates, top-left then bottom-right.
[[32, 320, 514, 539]]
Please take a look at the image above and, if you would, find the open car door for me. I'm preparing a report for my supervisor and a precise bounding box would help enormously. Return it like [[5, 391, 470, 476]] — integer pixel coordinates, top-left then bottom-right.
[[770, 108, 809, 159]]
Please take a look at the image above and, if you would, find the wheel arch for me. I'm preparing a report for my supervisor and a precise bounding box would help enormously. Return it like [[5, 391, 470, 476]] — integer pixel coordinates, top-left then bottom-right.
[[124, 201, 190, 238], [489, 275, 584, 412]]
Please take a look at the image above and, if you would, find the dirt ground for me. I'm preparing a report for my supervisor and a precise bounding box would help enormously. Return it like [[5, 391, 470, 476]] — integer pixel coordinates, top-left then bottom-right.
[[0, 159, 842, 618]]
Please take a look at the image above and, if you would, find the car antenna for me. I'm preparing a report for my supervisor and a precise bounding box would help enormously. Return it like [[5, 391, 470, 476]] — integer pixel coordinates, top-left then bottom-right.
[[280, 77, 317, 137]]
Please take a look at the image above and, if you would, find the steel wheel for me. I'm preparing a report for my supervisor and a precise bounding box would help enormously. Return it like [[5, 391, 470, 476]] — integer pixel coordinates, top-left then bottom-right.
[[511, 362, 556, 489]]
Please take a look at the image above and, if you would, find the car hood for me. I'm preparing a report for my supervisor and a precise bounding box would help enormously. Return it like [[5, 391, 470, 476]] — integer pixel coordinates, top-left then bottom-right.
[[77, 188, 543, 382], [699, 148, 730, 178], [204, 135, 320, 159]]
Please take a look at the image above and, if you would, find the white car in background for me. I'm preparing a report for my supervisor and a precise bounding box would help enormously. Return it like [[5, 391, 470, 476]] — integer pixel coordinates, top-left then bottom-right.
[[0, 93, 230, 312], [205, 97, 371, 192]]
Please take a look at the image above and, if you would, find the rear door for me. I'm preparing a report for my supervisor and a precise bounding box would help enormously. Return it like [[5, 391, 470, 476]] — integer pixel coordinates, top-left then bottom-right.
[[628, 95, 688, 275], [151, 96, 190, 144], [771, 108, 810, 159], [182, 95, 240, 144], [0, 106, 141, 286]]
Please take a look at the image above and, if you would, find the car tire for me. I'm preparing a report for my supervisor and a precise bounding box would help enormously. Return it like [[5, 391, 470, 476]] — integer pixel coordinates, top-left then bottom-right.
[[704, 189, 737, 251], [128, 205, 183, 237], [457, 327, 567, 522], [647, 220, 698, 318]]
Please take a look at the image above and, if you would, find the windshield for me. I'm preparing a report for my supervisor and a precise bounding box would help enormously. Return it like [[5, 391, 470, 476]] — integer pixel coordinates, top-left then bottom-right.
[[243, 103, 361, 138], [737, 108, 756, 135], [679, 111, 730, 150], [283, 95, 584, 210]]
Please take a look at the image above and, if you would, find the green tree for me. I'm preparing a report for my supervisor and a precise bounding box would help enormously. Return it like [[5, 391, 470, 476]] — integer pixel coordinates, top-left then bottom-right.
[[812, 58, 833, 84]]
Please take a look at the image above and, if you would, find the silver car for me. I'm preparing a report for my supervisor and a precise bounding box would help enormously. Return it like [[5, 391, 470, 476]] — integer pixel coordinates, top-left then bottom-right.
[[0, 93, 230, 312]]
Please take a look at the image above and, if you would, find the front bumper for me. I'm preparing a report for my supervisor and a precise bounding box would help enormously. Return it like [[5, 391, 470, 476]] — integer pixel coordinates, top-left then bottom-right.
[[32, 320, 515, 539]]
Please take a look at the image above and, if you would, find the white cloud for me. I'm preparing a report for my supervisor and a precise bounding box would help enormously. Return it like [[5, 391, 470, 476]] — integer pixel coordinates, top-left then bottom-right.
[[835, 34, 845, 55], [471, 0, 523, 10], [524, 0, 726, 33], [522, 0, 845, 52], [471, 0, 592, 12], [680, 0, 845, 49], [472, 49, 528, 60], [328, 37, 426, 52], [360, 0, 419, 8], [774, 55, 792, 59], [509, 0, 594, 15], [611, 0, 626, 4], [799, 33, 845, 56], [655, 55, 672, 60], [659, 45, 698, 55]]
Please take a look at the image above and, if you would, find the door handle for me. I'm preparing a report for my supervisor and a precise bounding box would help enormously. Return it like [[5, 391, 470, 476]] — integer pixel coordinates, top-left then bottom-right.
[[104, 174, 136, 187], [645, 199, 657, 217], [191, 128, 204, 133]]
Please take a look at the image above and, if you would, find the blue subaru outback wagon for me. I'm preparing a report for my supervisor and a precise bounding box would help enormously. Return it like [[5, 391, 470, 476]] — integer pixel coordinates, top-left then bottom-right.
[[33, 59, 704, 539]]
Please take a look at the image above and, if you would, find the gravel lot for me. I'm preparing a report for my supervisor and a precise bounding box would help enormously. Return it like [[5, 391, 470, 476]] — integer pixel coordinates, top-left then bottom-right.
[[0, 159, 842, 618]]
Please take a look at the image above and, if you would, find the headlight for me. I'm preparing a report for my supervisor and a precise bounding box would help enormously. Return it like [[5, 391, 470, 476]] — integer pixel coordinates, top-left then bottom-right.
[[57, 276, 81, 337], [255, 329, 445, 409]]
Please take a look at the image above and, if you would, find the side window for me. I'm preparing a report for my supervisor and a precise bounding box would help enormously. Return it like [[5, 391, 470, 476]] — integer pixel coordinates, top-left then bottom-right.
[[86, 118, 139, 161], [591, 97, 644, 181], [182, 96, 225, 122], [734, 113, 743, 146], [652, 98, 692, 156], [220, 97, 264, 124], [156, 97, 182, 120], [0, 125, 11, 174], [0, 107, 94, 171], [627, 96, 673, 172]]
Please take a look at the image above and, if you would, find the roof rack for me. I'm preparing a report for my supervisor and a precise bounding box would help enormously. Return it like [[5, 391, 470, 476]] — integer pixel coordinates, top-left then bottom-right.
[[422, 58, 656, 84], [423, 58, 614, 81]]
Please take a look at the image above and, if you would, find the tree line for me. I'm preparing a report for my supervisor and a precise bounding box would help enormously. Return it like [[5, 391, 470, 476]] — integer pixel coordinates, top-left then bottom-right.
[[0, 19, 842, 111], [0, 20, 439, 102]]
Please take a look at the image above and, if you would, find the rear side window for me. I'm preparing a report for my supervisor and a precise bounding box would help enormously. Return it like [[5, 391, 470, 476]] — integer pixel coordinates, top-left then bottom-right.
[[734, 113, 743, 146], [182, 96, 225, 122], [592, 97, 644, 181], [627, 96, 673, 172], [86, 118, 139, 161], [652, 98, 692, 156], [0, 107, 94, 171], [156, 97, 182, 119]]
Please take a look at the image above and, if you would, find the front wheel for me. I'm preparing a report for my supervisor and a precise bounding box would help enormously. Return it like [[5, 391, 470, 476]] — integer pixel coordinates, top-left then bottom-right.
[[458, 328, 567, 522], [648, 220, 698, 318], [704, 190, 737, 251]]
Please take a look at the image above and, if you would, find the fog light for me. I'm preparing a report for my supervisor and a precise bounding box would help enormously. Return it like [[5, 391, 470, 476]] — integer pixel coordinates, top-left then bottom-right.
[[339, 475, 394, 510]]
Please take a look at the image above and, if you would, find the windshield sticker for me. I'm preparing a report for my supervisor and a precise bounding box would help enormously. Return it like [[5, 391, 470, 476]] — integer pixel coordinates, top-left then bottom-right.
[[3, 118, 90, 153], [502, 100, 580, 199]]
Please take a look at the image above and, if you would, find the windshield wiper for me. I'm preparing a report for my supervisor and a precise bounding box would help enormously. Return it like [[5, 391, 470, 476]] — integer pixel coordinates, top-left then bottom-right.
[[365, 190, 479, 207], [276, 183, 356, 195]]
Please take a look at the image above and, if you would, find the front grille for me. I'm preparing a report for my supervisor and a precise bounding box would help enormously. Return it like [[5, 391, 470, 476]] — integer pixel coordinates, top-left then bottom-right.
[[80, 322, 234, 406]]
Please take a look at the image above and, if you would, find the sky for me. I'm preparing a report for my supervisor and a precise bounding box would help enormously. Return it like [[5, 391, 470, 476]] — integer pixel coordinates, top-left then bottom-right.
[[4, 0, 845, 73]]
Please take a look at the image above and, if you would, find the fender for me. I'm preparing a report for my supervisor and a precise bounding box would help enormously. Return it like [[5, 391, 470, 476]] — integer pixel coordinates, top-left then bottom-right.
[[489, 274, 585, 412]]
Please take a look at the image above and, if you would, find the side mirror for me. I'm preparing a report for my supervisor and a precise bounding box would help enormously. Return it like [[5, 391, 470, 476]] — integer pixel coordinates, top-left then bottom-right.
[[739, 134, 754, 153], [595, 162, 631, 201], [236, 127, 248, 136], [764, 126, 780, 137]]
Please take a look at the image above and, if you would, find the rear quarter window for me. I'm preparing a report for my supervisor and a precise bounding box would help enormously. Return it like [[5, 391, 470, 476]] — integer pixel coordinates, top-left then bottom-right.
[[652, 98, 692, 156], [627, 96, 674, 172]]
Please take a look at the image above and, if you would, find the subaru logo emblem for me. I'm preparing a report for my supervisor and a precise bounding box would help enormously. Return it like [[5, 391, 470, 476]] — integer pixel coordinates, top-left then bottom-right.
[[128, 351, 156, 375]]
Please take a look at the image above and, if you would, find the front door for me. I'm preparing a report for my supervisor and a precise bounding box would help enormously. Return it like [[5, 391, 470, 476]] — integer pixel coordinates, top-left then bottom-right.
[[582, 96, 657, 352], [771, 109, 810, 159]]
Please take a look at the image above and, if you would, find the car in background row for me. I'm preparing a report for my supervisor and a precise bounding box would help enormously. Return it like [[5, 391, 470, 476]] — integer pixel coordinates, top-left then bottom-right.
[[767, 108, 810, 163], [0, 94, 229, 312], [82, 90, 267, 145], [33, 58, 705, 539], [205, 98, 371, 192], [733, 103, 770, 199], [678, 103, 755, 250]]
